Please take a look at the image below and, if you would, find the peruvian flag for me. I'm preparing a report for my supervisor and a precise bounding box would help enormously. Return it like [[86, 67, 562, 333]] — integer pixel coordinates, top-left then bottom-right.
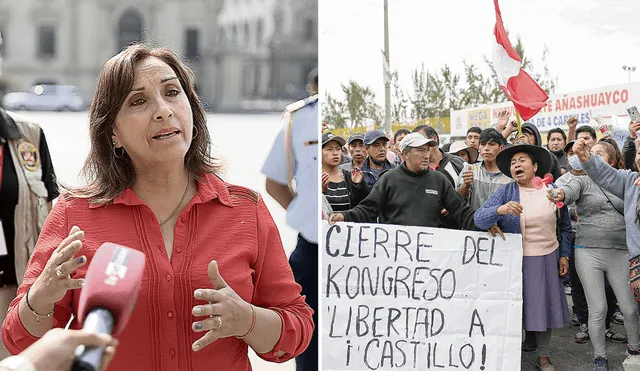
[[493, 0, 548, 121]]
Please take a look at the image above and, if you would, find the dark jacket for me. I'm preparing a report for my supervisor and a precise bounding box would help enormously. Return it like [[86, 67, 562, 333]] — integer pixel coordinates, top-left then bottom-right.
[[522, 123, 562, 181], [341, 163, 479, 230], [623, 136, 638, 171], [474, 182, 572, 258], [551, 150, 569, 172], [434, 150, 465, 229], [437, 150, 465, 187], [339, 169, 371, 209], [360, 156, 395, 188]]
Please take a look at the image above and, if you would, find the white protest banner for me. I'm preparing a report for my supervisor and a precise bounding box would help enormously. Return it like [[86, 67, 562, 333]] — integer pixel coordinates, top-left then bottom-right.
[[322, 222, 523, 371], [611, 114, 630, 150], [450, 81, 640, 137]]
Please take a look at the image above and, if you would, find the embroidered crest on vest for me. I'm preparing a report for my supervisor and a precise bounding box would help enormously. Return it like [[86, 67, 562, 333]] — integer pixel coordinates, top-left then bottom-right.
[[17, 141, 40, 171]]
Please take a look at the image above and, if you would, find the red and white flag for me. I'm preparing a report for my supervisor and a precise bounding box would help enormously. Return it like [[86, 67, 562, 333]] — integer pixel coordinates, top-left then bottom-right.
[[493, 0, 548, 121]]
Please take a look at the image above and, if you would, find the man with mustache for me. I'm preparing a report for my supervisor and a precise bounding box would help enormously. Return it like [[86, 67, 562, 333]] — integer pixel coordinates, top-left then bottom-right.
[[547, 126, 569, 174], [359, 130, 395, 187], [339, 133, 366, 173], [328, 133, 476, 230]]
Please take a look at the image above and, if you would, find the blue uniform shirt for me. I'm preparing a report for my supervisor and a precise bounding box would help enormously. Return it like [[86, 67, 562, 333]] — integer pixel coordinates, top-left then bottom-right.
[[261, 95, 318, 244]]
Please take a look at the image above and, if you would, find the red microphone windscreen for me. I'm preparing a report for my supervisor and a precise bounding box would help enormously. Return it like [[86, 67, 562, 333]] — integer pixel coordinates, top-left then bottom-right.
[[544, 173, 553, 184], [77, 243, 146, 335], [532, 176, 543, 190]]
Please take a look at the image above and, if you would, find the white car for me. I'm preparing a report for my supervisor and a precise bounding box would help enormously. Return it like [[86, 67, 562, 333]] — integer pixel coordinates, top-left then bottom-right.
[[2, 84, 85, 111]]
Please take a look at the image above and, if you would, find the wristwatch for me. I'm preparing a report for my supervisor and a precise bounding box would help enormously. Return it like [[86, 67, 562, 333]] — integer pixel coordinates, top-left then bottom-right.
[[0, 356, 37, 371]]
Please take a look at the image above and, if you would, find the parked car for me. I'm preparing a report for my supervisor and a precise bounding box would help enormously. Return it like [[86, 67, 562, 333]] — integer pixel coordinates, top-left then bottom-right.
[[2, 84, 85, 111]]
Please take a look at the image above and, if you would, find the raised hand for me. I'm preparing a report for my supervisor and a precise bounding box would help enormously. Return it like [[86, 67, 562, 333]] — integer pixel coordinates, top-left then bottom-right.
[[29, 226, 88, 313], [351, 167, 364, 184], [322, 172, 330, 193], [572, 138, 590, 163], [567, 116, 578, 130]]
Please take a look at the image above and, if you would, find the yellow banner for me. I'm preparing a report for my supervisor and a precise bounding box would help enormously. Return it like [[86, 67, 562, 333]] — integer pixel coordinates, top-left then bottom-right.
[[467, 109, 491, 129], [330, 118, 451, 138]]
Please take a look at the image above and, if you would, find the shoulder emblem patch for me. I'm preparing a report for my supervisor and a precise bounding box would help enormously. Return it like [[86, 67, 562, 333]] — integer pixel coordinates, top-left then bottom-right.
[[17, 141, 40, 171]]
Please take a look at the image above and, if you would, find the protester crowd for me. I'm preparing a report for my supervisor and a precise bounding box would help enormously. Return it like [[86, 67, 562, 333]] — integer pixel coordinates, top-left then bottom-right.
[[324, 109, 640, 371]]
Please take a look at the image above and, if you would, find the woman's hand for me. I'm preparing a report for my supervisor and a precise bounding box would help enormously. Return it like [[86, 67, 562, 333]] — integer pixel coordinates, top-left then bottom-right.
[[547, 188, 565, 203], [497, 201, 523, 217], [487, 225, 505, 241], [572, 138, 590, 163], [322, 172, 330, 193], [558, 257, 569, 276], [191, 261, 253, 352], [29, 226, 87, 311], [20, 328, 117, 371], [351, 167, 364, 184], [328, 213, 345, 224]]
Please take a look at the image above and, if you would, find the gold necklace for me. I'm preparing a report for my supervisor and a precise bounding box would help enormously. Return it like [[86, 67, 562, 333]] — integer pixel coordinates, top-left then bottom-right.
[[159, 177, 190, 227]]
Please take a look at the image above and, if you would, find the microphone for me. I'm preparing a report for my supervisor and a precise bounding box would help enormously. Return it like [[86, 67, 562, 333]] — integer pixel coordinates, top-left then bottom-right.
[[71, 243, 146, 371]]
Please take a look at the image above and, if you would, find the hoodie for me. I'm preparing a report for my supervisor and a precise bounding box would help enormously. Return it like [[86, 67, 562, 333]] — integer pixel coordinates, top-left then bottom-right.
[[522, 123, 562, 181], [551, 150, 569, 172]]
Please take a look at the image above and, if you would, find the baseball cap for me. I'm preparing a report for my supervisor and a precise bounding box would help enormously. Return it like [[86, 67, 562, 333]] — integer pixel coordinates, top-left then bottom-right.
[[398, 132, 437, 152], [322, 132, 346, 147], [448, 141, 479, 164], [363, 130, 389, 145], [347, 133, 364, 144], [564, 140, 576, 153]]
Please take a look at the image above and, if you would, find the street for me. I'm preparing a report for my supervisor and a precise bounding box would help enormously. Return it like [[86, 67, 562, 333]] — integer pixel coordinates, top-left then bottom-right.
[[521, 294, 629, 371]]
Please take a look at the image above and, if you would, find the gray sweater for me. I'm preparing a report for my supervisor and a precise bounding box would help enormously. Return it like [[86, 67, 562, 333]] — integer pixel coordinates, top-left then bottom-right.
[[557, 171, 626, 249], [582, 155, 640, 257]]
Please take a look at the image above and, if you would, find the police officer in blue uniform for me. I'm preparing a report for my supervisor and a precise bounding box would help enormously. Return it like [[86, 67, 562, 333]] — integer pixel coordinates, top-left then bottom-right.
[[261, 69, 318, 371]]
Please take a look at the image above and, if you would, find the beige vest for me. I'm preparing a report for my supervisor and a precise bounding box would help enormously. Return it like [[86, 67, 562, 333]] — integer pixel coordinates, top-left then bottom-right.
[[5, 111, 49, 285]]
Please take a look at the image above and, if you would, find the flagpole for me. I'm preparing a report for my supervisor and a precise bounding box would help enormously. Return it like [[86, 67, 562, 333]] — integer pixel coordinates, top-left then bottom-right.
[[515, 111, 522, 136], [383, 0, 391, 133]]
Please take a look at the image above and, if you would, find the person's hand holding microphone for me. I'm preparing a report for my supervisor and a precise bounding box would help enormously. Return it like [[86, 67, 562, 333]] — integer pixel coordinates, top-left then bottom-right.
[[0, 329, 118, 371]]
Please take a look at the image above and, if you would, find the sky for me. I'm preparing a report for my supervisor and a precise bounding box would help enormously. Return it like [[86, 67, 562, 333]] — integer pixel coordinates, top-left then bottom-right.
[[319, 0, 640, 109]]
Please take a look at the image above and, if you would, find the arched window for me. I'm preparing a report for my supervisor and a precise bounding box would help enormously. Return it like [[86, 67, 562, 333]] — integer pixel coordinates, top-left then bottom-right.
[[117, 9, 143, 53]]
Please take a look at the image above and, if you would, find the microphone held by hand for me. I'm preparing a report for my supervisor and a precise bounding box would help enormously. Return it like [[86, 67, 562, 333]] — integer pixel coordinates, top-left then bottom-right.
[[71, 243, 145, 371]]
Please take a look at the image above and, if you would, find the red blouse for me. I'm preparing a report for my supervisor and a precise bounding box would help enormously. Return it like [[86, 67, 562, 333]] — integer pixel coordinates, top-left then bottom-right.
[[2, 173, 314, 371]]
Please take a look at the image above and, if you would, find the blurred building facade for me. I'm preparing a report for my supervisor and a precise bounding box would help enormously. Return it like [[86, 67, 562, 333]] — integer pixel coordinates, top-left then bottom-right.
[[0, 0, 318, 112]]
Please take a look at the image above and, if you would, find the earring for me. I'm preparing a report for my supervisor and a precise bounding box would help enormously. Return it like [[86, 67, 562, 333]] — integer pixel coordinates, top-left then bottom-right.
[[192, 126, 198, 140], [113, 144, 125, 159]]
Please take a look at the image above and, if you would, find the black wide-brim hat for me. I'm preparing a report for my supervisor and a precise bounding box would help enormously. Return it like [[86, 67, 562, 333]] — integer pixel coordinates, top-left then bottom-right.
[[496, 144, 552, 179]]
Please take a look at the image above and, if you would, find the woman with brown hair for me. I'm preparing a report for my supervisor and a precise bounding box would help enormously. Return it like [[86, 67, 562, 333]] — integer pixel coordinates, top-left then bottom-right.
[[1, 44, 313, 370]]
